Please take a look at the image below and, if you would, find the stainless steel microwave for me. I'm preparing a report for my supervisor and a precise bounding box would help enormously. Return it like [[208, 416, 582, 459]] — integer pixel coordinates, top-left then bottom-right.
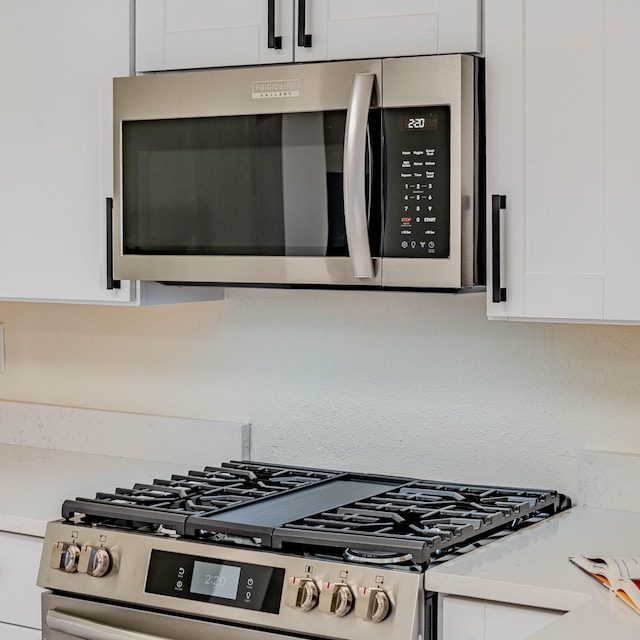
[[112, 55, 484, 290]]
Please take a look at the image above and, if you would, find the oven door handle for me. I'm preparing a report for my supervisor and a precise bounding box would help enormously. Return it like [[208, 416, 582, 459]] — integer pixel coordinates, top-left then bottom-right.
[[46, 609, 169, 640], [343, 72, 376, 279]]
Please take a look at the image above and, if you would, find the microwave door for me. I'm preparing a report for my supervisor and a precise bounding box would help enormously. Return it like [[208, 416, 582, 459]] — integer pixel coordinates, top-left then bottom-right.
[[113, 60, 383, 287]]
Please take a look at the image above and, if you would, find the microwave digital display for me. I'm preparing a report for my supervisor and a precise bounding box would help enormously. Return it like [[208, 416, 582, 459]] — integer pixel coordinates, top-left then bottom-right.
[[398, 115, 440, 131]]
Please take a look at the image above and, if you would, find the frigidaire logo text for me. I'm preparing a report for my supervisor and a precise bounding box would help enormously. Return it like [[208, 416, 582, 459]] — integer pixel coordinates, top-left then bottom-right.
[[252, 79, 300, 99]]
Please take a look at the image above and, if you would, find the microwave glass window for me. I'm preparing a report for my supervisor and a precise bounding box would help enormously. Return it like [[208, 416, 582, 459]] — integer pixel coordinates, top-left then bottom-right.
[[121, 112, 369, 257]]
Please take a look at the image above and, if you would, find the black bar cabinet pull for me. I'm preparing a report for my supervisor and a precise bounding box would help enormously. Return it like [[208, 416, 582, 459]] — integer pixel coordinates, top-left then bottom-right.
[[267, 0, 282, 49], [298, 0, 312, 47], [106, 197, 121, 290], [491, 194, 507, 303]]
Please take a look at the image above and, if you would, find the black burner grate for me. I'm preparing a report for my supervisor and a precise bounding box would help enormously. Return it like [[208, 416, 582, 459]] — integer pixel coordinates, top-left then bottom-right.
[[276, 480, 566, 565], [62, 461, 338, 535]]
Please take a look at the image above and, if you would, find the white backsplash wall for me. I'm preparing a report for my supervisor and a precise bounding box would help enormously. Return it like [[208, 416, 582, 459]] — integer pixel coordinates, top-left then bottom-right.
[[0, 288, 639, 502]]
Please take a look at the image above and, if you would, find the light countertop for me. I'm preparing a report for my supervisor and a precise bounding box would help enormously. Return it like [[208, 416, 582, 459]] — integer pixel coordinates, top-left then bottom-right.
[[0, 404, 249, 537], [425, 506, 640, 639], [0, 443, 213, 537]]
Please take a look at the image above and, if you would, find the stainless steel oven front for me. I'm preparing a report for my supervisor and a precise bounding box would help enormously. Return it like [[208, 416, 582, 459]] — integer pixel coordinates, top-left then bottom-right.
[[113, 55, 482, 290], [38, 522, 427, 640]]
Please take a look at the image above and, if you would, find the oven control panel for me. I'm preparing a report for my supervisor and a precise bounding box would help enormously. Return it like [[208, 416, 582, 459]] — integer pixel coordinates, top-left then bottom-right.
[[145, 549, 285, 614]]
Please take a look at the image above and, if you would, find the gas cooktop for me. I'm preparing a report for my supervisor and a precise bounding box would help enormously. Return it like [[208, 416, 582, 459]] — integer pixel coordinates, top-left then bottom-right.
[[61, 461, 570, 569]]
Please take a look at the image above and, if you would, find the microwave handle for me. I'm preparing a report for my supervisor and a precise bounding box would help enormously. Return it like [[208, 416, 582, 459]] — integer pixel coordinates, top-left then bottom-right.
[[46, 608, 168, 640], [344, 72, 375, 279]]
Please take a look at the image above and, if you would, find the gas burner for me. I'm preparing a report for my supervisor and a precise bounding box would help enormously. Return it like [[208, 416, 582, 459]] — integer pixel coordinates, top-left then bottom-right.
[[343, 548, 414, 566]]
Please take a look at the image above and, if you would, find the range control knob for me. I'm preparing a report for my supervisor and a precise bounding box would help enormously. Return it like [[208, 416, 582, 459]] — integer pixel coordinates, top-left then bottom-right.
[[78, 545, 112, 577], [284, 577, 318, 611], [50, 542, 81, 573], [319, 582, 353, 617], [355, 587, 391, 623]]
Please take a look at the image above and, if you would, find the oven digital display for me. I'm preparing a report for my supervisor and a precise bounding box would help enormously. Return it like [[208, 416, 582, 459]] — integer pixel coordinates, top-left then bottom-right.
[[190, 561, 241, 600], [145, 550, 285, 614]]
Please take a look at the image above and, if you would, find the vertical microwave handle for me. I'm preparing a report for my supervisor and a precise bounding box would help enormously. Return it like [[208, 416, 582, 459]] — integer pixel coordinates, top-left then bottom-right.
[[344, 72, 375, 279]]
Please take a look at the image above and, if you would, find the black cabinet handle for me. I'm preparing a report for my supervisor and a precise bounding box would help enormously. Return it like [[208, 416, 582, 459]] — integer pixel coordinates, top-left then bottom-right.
[[106, 197, 121, 290], [267, 0, 282, 49], [491, 194, 506, 303], [298, 0, 312, 47]]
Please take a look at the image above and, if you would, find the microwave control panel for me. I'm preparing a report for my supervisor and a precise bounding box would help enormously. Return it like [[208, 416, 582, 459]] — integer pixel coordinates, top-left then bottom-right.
[[383, 106, 451, 259]]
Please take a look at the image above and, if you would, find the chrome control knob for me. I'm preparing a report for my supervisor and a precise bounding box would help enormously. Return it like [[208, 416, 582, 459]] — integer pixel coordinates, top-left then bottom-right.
[[78, 545, 111, 577], [50, 542, 81, 573], [284, 577, 319, 611], [355, 587, 391, 623], [319, 582, 353, 617]]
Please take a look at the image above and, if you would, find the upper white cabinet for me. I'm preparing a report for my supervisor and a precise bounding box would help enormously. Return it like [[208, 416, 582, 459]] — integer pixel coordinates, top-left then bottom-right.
[[0, 0, 135, 303], [135, 0, 481, 72], [486, 0, 640, 323], [0, 0, 221, 305]]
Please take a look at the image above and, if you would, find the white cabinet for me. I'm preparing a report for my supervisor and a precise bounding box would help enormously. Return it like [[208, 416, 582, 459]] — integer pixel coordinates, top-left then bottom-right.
[[0, 0, 133, 303], [0, 531, 43, 633], [0, 0, 222, 305], [441, 594, 562, 640], [602, 0, 640, 321], [135, 0, 481, 72], [486, 0, 640, 323]]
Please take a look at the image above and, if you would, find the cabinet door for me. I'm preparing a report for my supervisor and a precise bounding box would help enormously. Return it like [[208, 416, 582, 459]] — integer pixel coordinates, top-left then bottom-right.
[[135, 0, 295, 71], [295, 0, 481, 62], [0, 0, 135, 303], [486, 0, 606, 321], [486, 0, 640, 323], [0, 531, 42, 630], [440, 595, 562, 640], [603, 0, 640, 321]]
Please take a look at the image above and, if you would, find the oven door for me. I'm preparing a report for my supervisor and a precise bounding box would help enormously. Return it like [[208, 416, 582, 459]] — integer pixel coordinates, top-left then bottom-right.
[[113, 60, 383, 288], [42, 593, 311, 640]]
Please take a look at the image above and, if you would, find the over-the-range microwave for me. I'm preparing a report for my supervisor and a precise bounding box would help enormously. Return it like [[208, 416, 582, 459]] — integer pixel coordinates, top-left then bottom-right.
[[112, 55, 485, 291]]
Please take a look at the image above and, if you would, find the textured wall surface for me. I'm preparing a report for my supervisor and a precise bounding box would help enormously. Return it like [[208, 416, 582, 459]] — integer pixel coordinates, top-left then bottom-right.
[[1, 288, 639, 501]]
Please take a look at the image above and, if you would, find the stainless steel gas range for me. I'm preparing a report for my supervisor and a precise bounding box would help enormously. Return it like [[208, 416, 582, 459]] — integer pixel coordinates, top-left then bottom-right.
[[37, 461, 570, 640]]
